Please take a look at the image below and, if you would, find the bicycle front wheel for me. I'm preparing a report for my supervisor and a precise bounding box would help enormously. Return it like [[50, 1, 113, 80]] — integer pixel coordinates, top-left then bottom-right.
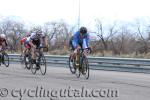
[[3, 53, 9, 67], [81, 56, 89, 79], [24, 55, 31, 70], [40, 54, 47, 75]]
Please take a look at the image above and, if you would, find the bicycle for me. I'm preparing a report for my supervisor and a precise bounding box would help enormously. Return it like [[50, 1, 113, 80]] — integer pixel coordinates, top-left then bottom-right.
[[69, 47, 91, 79], [0, 48, 9, 67], [30, 46, 47, 75]]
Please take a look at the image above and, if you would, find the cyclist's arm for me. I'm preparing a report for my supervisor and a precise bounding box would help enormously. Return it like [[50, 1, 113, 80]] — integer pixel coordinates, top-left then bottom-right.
[[72, 32, 79, 49], [40, 35, 46, 47], [29, 39, 36, 48], [82, 33, 89, 49], [29, 33, 36, 48]]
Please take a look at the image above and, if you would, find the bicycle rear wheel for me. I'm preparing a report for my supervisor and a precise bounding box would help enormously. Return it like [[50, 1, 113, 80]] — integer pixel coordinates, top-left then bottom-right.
[[40, 54, 47, 75], [3, 53, 9, 67], [69, 55, 76, 74], [20, 54, 26, 69], [24, 55, 31, 70], [20, 54, 24, 64], [81, 56, 89, 79]]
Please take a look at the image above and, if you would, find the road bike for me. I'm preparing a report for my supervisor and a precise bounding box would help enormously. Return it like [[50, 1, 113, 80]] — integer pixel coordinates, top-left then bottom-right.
[[30, 46, 47, 75], [69, 47, 91, 79]]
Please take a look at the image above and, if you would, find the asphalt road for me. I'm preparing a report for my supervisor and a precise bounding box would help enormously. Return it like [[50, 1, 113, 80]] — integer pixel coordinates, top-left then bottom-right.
[[0, 64, 150, 100]]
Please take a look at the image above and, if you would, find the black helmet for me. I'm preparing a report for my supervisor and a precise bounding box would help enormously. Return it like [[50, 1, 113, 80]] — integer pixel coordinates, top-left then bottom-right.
[[79, 27, 87, 34], [36, 30, 42, 34]]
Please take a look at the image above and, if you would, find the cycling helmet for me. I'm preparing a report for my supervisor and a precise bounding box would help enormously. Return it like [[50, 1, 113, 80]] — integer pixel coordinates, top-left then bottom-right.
[[79, 27, 87, 34], [0, 34, 6, 39], [36, 30, 42, 35]]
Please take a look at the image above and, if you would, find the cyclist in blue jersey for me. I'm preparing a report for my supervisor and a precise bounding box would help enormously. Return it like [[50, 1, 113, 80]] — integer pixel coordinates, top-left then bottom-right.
[[70, 27, 90, 63]]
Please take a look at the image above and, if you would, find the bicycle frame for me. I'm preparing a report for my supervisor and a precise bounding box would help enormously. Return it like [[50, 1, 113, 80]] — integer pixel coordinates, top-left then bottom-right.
[[76, 48, 91, 68]]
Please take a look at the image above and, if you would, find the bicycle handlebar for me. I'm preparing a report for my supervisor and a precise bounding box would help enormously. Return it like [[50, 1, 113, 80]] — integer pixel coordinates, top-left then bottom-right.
[[79, 47, 92, 53]]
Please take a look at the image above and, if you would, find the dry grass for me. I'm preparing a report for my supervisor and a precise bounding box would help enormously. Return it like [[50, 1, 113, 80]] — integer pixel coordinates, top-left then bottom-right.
[[48, 49, 70, 55], [91, 51, 150, 59], [8, 49, 150, 59]]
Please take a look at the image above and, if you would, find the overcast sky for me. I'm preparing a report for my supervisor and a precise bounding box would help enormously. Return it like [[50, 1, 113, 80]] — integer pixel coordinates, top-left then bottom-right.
[[0, 0, 150, 27]]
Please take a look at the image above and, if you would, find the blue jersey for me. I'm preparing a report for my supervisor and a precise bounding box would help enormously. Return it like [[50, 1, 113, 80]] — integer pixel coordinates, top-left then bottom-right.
[[72, 31, 89, 49]]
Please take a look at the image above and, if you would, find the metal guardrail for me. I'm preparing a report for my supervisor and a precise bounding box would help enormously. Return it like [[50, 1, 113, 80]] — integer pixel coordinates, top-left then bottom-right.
[[8, 54, 150, 74]]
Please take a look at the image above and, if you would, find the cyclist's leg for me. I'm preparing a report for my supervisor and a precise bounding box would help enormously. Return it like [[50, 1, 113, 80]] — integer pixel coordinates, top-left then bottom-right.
[[72, 42, 81, 66], [31, 45, 36, 63], [24, 44, 31, 63], [35, 40, 41, 69], [75, 43, 82, 65], [1, 54, 4, 64], [25, 43, 31, 56], [70, 50, 75, 62], [23, 48, 27, 57], [23, 41, 28, 56], [0, 45, 2, 52], [0, 53, 1, 65], [70, 40, 75, 62], [1, 43, 5, 64], [22, 47, 25, 57], [82, 39, 88, 56], [0, 45, 3, 65]]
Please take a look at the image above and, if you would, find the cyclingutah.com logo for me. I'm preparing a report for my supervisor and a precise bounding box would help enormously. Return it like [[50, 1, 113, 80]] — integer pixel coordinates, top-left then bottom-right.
[[0, 86, 119, 100], [0, 88, 8, 97]]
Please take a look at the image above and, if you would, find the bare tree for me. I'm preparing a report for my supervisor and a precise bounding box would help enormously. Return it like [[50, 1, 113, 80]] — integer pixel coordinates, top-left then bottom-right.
[[43, 21, 69, 50], [134, 20, 150, 54], [110, 23, 139, 55], [0, 18, 25, 51], [94, 19, 118, 56]]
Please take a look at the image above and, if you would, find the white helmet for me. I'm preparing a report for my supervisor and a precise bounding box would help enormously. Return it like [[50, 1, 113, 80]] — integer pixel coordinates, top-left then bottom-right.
[[0, 34, 6, 39]]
